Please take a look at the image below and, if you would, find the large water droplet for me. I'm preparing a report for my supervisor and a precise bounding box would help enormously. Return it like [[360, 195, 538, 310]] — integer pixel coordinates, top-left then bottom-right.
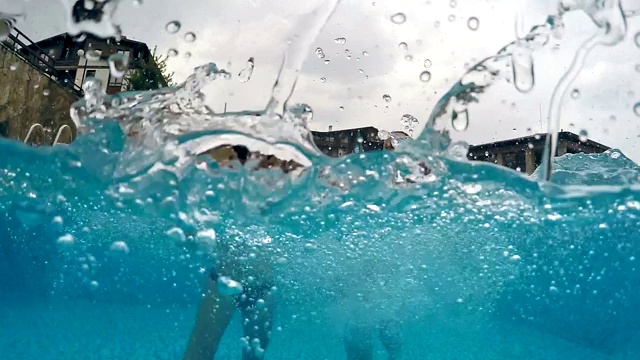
[[390, 13, 406, 24], [334, 37, 346, 45], [108, 52, 129, 79], [166, 20, 181, 34], [451, 109, 469, 131], [315, 47, 325, 59], [320, 77, 326, 83], [398, 42, 408, 52], [184, 32, 196, 43], [634, 102, 640, 117], [570, 89, 580, 99], [579, 129, 588, 142], [424, 59, 432, 68], [467, 17, 479, 31], [238, 57, 255, 83], [382, 94, 392, 102], [419, 70, 431, 82], [168, 48, 178, 57], [0, 14, 19, 41], [511, 47, 535, 93]]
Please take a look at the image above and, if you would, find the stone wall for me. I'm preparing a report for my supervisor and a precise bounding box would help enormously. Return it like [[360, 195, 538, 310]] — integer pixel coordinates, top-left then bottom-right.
[[0, 45, 78, 145]]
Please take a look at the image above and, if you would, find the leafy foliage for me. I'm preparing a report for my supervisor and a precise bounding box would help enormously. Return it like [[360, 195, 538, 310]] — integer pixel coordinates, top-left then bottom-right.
[[125, 46, 174, 91]]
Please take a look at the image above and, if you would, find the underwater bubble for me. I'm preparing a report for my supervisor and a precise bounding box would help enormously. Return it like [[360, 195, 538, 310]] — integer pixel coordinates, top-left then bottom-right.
[[509, 255, 521, 262], [110, 241, 130, 254], [315, 47, 325, 59], [217, 276, 244, 296], [196, 229, 217, 247], [108, 53, 129, 79], [467, 17, 479, 30], [165, 20, 181, 34], [398, 42, 408, 52], [57, 233, 75, 246], [390, 13, 406, 24], [238, 57, 255, 83], [167, 48, 178, 57], [424, 59, 432, 68], [633, 102, 640, 117], [166, 227, 186, 242], [452, 109, 469, 131], [366, 204, 381, 212], [184, 32, 196, 43], [382, 94, 392, 103], [419, 70, 431, 82], [571, 89, 580, 99], [334, 37, 346, 45], [463, 184, 482, 194]]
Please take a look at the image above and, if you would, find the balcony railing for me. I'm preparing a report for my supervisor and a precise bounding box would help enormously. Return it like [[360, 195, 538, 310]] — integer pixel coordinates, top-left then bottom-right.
[[1, 27, 83, 97]]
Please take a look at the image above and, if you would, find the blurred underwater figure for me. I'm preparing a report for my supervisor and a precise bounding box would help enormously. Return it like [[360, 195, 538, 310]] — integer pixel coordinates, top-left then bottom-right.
[[184, 144, 302, 360]]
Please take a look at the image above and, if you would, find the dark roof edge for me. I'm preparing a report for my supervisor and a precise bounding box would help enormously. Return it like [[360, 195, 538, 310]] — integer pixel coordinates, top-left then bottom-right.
[[469, 131, 610, 151]]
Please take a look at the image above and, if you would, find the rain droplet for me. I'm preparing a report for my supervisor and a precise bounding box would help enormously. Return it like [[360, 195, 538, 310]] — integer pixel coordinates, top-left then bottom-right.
[[165, 20, 181, 34], [424, 59, 432, 68], [315, 47, 325, 59], [398, 42, 408, 52], [390, 13, 406, 24], [184, 32, 196, 43], [579, 129, 588, 142], [334, 37, 346, 45], [108, 53, 129, 79], [405, 55, 413, 61], [320, 77, 326, 83], [449, 0, 457, 7], [467, 17, 479, 31], [167, 48, 178, 57], [362, 51, 369, 56], [512, 47, 535, 93], [448, 14, 456, 22], [238, 57, 255, 83], [9, 63, 17, 71], [324, 59, 330, 65], [339, 106, 345, 111], [570, 89, 580, 99], [419, 70, 431, 82], [382, 94, 392, 102], [634, 102, 640, 117], [451, 109, 469, 131]]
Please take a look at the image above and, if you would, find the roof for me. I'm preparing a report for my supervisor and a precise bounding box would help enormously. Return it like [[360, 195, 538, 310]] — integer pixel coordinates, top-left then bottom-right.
[[469, 131, 609, 152], [311, 126, 379, 136], [26, 32, 151, 53]]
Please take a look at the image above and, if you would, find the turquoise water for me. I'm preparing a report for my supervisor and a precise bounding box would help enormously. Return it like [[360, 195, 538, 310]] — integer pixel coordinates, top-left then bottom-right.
[[1, 117, 639, 358]]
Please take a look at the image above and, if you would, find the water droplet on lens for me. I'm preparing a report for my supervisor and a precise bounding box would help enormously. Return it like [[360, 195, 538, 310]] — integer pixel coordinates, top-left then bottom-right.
[[165, 20, 181, 34], [339, 106, 344, 111], [419, 70, 431, 82], [449, 0, 457, 7], [451, 109, 469, 131], [108, 53, 129, 79], [9, 63, 17, 71], [315, 47, 325, 59], [334, 37, 346, 45], [634, 102, 640, 117], [448, 14, 456, 22], [424, 59, 432, 68], [382, 94, 392, 102], [43, 89, 50, 96], [398, 42, 408, 52], [362, 50, 369, 56], [467, 17, 479, 30], [184, 32, 196, 43], [320, 77, 326, 83], [390, 13, 406, 24], [404, 55, 413, 61], [570, 89, 580, 99], [238, 57, 255, 83], [168, 48, 178, 57], [579, 129, 588, 142]]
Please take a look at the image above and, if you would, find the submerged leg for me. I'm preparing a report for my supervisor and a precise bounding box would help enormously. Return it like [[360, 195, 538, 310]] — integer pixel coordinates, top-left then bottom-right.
[[344, 322, 374, 360], [378, 319, 402, 360], [239, 285, 275, 360], [183, 276, 237, 360]]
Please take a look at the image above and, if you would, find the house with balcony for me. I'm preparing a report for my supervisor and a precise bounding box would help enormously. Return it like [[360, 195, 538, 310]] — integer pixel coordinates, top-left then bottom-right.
[[21, 32, 162, 95], [311, 126, 384, 157]]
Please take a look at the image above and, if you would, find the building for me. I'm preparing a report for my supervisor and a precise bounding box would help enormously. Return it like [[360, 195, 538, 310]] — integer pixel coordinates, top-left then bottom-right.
[[21, 32, 161, 95], [467, 131, 610, 175], [311, 126, 384, 157]]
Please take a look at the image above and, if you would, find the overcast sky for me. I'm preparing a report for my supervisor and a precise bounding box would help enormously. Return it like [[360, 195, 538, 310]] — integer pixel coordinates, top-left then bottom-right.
[[4, 0, 640, 161]]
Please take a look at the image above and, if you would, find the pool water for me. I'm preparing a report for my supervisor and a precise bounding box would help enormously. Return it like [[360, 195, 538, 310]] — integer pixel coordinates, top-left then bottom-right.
[[1, 119, 639, 359]]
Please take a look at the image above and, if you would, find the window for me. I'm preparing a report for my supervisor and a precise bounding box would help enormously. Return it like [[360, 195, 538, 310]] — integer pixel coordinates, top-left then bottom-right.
[[108, 74, 123, 87], [86, 70, 96, 78]]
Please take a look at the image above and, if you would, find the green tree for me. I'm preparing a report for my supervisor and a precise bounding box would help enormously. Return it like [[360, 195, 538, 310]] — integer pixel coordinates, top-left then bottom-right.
[[125, 46, 174, 91]]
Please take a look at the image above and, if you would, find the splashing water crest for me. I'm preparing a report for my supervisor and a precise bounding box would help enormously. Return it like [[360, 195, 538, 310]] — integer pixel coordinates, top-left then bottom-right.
[[60, 0, 123, 39], [238, 57, 255, 83]]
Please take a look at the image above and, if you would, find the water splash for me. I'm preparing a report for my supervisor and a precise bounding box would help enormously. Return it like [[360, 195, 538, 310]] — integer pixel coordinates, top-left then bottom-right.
[[238, 57, 255, 83], [108, 53, 129, 79], [0, 12, 22, 41], [61, 0, 123, 39], [265, 0, 341, 117]]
